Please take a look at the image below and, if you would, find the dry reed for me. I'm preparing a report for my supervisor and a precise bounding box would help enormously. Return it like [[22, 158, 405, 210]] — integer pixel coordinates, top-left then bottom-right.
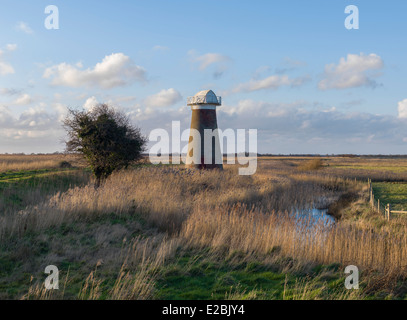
[[4, 156, 407, 299]]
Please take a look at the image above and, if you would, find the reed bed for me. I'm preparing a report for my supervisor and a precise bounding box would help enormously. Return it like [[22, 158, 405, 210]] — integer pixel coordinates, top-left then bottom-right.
[[0, 166, 343, 240], [181, 204, 407, 276], [2, 155, 406, 299]]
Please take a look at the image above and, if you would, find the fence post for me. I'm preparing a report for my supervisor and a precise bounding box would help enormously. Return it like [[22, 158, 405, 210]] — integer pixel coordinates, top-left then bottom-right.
[[368, 178, 370, 199], [388, 204, 391, 221], [385, 203, 391, 221], [378, 199, 380, 212]]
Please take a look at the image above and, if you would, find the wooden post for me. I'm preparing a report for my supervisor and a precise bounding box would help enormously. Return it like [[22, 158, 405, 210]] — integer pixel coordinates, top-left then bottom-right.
[[378, 199, 380, 212], [371, 191, 374, 207], [368, 179, 370, 201], [385, 203, 391, 221], [388, 204, 391, 221]]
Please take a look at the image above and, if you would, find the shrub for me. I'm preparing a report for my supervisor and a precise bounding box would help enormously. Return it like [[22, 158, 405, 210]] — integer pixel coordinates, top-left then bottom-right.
[[297, 158, 323, 171], [59, 161, 72, 168], [63, 104, 147, 187]]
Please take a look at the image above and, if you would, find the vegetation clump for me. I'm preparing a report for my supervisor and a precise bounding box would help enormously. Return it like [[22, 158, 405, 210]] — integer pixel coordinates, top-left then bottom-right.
[[59, 161, 72, 168], [63, 104, 147, 187], [297, 158, 323, 171]]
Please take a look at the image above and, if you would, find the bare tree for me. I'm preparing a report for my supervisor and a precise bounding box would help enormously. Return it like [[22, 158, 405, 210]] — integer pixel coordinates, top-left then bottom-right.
[[63, 104, 147, 187]]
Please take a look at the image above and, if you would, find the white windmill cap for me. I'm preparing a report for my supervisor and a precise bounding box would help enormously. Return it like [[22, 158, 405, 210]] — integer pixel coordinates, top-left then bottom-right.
[[187, 89, 221, 106]]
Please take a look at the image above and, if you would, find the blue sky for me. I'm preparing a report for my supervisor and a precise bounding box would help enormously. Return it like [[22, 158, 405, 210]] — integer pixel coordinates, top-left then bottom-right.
[[1, 0, 407, 154]]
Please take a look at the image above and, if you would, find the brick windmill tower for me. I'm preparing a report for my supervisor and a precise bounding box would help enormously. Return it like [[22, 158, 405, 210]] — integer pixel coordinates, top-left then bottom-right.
[[186, 90, 223, 170]]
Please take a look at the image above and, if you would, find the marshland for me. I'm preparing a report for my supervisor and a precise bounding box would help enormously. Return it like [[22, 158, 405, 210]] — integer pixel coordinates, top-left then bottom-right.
[[1, 154, 407, 299]]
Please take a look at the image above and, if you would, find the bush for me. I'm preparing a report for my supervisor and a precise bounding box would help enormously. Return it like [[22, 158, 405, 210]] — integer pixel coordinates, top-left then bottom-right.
[[63, 104, 147, 187], [59, 161, 72, 168], [297, 158, 323, 171]]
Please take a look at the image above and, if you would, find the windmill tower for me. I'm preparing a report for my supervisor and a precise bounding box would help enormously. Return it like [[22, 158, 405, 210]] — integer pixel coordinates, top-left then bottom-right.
[[186, 90, 223, 170]]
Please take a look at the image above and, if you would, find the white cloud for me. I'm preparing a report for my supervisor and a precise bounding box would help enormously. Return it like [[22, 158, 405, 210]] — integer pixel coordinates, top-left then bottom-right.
[[126, 97, 407, 155], [319, 53, 384, 90], [0, 44, 18, 75], [144, 88, 182, 108], [18, 107, 54, 127], [43, 53, 147, 89], [16, 22, 33, 34], [0, 104, 64, 152], [83, 96, 99, 111], [0, 62, 14, 75], [0, 105, 13, 124], [0, 105, 59, 132], [6, 44, 17, 51], [217, 99, 407, 153], [2, 97, 407, 154], [232, 74, 310, 93], [398, 99, 407, 119], [52, 102, 68, 121], [13, 93, 33, 105]]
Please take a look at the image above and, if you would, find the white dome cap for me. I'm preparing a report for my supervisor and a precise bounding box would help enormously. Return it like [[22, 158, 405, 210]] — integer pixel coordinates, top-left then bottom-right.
[[187, 89, 221, 106]]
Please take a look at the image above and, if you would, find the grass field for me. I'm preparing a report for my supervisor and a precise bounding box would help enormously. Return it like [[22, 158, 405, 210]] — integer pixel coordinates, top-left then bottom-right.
[[372, 182, 407, 211], [1, 154, 407, 300]]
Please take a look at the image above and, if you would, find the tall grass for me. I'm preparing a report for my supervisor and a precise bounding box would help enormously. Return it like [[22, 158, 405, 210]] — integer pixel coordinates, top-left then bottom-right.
[[2, 156, 407, 299], [181, 204, 407, 276], [3, 167, 396, 277], [0, 165, 344, 240], [297, 158, 323, 171]]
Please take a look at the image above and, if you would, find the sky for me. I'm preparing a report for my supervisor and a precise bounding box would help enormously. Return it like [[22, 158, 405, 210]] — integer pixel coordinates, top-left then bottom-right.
[[1, 0, 407, 154]]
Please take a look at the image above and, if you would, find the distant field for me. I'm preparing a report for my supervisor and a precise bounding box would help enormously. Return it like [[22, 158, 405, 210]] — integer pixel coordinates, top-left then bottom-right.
[[330, 163, 407, 173], [0, 154, 86, 173], [255, 157, 407, 180]]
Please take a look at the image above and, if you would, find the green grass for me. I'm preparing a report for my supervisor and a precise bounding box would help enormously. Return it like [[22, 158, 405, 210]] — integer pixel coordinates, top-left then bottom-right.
[[155, 251, 349, 300], [373, 182, 407, 211], [332, 165, 407, 173], [0, 168, 82, 182], [0, 211, 146, 299], [0, 168, 91, 213]]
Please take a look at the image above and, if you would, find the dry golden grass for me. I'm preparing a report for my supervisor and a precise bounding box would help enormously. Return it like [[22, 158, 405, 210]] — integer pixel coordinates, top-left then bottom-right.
[[297, 158, 323, 171], [0, 154, 85, 172], [181, 203, 407, 276], [0, 164, 345, 240], [4, 155, 407, 299]]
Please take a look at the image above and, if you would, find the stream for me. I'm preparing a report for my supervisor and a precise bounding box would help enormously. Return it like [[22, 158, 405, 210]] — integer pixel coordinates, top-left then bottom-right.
[[293, 207, 335, 226]]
